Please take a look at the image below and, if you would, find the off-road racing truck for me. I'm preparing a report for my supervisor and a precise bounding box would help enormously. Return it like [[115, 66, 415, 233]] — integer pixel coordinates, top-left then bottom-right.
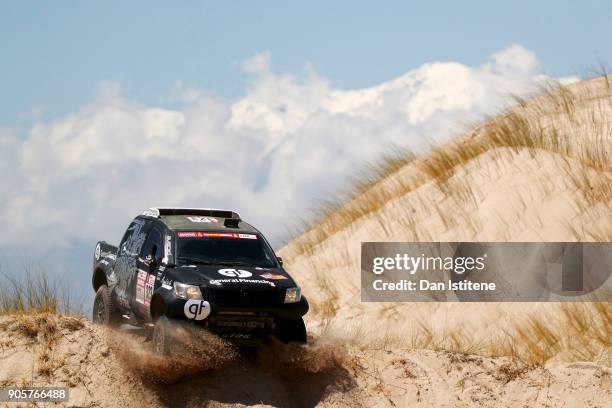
[[92, 208, 308, 351]]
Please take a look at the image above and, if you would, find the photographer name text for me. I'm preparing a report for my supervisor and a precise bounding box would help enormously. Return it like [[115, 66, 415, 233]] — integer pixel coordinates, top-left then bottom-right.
[[371, 254, 496, 292]]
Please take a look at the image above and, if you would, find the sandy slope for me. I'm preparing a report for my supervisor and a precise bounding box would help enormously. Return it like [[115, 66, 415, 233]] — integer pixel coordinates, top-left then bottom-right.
[[279, 76, 612, 352], [0, 314, 610, 407], [1, 77, 611, 407]]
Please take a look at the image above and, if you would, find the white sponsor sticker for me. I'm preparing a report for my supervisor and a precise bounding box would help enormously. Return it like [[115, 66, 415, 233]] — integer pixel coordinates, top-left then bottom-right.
[[187, 216, 219, 223], [238, 234, 257, 240], [145, 274, 155, 306], [184, 300, 211, 320], [136, 270, 147, 304], [165, 235, 172, 256], [218, 268, 252, 278], [161, 277, 173, 290], [136, 270, 155, 306]]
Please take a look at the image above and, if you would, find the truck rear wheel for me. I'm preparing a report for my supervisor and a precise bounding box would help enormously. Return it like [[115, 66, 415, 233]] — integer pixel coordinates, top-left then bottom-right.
[[274, 318, 307, 344], [92, 285, 121, 326]]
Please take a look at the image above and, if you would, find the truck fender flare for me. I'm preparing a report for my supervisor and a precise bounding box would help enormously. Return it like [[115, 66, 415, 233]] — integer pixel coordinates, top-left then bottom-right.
[[149, 293, 167, 321], [92, 268, 108, 291]]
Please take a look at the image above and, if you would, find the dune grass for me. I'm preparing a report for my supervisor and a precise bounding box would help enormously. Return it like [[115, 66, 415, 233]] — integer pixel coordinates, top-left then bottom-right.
[[284, 75, 612, 366], [0, 265, 83, 316], [0, 265, 85, 380], [286, 76, 612, 259], [489, 302, 611, 364], [357, 302, 612, 366]]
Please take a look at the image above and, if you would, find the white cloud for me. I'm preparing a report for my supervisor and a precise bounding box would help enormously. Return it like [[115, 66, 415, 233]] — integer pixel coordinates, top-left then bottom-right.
[[488, 43, 539, 74], [243, 51, 272, 75], [1, 44, 552, 247]]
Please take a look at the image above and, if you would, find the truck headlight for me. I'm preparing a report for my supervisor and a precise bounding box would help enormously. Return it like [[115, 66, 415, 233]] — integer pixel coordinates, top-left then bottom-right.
[[284, 287, 301, 303], [173, 282, 203, 300]]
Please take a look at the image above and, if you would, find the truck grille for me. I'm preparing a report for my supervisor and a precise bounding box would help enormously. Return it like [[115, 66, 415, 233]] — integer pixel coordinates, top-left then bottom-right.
[[203, 287, 282, 307], [206, 315, 274, 342]]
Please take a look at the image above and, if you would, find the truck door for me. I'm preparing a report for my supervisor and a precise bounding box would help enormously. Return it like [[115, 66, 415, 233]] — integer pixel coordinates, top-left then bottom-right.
[[134, 226, 164, 317], [113, 219, 149, 311]]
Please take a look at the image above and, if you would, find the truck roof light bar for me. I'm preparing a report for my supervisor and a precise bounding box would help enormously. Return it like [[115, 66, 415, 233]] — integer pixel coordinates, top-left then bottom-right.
[[142, 207, 241, 219]]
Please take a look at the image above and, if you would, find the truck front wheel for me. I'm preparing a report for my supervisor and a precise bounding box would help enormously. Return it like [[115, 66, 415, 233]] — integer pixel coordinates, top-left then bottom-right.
[[274, 318, 307, 344], [92, 285, 121, 326]]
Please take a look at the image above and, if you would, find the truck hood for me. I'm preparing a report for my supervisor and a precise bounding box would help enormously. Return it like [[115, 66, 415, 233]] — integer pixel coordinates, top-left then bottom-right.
[[165, 264, 297, 290]]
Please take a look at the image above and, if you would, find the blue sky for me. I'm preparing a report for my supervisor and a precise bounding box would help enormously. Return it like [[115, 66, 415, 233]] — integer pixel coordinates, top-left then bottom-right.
[[2, 1, 612, 126], [1, 1, 611, 304]]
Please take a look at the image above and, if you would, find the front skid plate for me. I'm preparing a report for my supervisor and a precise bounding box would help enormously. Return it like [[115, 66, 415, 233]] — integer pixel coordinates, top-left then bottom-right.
[[206, 315, 274, 337]]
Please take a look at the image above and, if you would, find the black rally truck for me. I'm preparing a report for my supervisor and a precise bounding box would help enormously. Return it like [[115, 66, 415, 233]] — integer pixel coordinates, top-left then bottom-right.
[[92, 207, 308, 351]]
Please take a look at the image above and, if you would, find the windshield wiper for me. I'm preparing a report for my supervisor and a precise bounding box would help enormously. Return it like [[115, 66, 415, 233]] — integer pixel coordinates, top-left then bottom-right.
[[213, 261, 250, 267], [178, 258, 270, 268], [177, 256, 215, 266]]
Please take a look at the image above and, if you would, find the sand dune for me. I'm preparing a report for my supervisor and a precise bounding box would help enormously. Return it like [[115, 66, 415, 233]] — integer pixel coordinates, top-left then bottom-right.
[[1, 77, 611, 406], [0, 313, 610, 407], [279, 77, 612, 360]]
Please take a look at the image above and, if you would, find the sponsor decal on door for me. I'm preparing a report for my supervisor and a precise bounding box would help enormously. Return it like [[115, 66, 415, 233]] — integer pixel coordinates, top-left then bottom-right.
[[136, 270, 156, 307]]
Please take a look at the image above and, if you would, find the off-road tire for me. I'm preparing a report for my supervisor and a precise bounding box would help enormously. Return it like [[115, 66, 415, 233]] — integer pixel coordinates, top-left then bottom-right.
[[92, 285, 121, 326], [274, 318, 307, 344], [152, 316, 174, 356]]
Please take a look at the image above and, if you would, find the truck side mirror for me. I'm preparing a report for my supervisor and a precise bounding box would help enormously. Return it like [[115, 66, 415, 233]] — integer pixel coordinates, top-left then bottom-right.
[[277, 257, 283, 266]]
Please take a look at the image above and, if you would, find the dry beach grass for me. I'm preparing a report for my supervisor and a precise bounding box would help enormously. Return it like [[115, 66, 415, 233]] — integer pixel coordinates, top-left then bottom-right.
[[287, 78, 612, 255], [280, 75, 612, 369]]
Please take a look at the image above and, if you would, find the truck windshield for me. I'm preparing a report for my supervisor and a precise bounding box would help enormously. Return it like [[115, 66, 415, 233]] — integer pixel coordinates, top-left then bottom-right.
[[176, 232, 278, 268]]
